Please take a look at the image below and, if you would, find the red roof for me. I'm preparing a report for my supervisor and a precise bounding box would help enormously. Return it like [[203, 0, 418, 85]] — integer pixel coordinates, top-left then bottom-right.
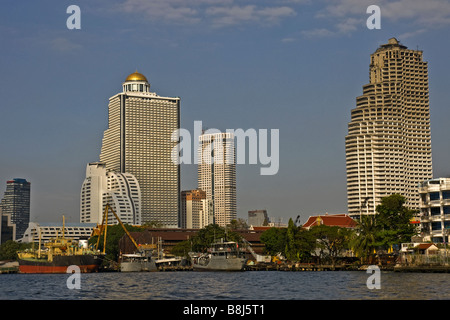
[[302, 214, 357, 229]]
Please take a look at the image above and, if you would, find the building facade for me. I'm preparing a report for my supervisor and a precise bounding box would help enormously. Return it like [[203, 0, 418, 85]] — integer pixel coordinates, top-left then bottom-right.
[[198, 132, 236, 227], [418, 178, 450, 243], [80, 162, 141, 225], [248, 210, 269, 227], [0, 178, 31, 240], [20, 222, 96, 243], [346, 38, 433, 218], [99, 71, 180, 227], [180, 189, 212, 229]]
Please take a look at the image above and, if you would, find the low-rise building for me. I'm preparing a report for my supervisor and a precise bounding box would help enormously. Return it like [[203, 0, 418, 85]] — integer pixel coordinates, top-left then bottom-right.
[[418, 178, 450, 243]]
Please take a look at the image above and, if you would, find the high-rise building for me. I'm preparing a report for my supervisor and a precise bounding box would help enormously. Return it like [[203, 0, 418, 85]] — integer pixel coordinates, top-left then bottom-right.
[[80, 162, 141, 225], [346, 38, 433, 218], [99, 71, 180, 227], [0, 178, 31, 240], [198, 132, 236, 227], [180, 189, 212, 229]]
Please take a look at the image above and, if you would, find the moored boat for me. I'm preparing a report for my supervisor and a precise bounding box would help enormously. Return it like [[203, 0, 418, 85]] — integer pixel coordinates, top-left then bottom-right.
[[189, 239, 247, 271], [17, 217, 104, 274]]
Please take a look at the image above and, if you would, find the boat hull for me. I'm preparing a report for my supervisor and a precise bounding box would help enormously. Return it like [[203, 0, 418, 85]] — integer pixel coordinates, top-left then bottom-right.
[[120, 260, 157, 272], [18, 254, 103, 274], [192, 257, 247, 271]]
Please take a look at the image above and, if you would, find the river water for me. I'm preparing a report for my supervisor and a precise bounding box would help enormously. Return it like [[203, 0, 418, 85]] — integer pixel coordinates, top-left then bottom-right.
[[0, 271, 448, 300]]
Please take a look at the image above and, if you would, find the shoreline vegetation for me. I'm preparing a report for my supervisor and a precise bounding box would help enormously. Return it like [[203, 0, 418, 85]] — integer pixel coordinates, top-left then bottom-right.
[[1, 194, 449, 274]]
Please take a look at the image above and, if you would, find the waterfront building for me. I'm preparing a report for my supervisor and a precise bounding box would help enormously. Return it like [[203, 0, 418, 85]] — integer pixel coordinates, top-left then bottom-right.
[[198, 132, 236, 227], [99, 71, 180, 227], [418, 178, 450, 243], [20, 222, 96, 243], [0, 178, 31, 240], [180, 189, 213, 229], [80, 162, 141, 225], [346, 38, 433, 218], [248, 210, 269, 227]]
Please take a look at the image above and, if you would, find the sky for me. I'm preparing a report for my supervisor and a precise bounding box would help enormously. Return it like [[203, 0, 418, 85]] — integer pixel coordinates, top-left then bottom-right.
[[1, 0, 450, 226]]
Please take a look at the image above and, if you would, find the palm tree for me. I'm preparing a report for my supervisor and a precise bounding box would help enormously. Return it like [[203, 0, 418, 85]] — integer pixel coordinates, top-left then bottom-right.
[[350, 215, 378, 264]]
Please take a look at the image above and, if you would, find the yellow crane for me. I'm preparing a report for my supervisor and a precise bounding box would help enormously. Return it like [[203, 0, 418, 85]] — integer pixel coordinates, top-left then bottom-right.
[[94, 204, 141, 254]]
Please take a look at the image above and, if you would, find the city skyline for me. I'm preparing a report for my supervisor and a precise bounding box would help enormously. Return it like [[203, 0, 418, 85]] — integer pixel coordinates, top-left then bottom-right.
[[1, 1, 450, 225]]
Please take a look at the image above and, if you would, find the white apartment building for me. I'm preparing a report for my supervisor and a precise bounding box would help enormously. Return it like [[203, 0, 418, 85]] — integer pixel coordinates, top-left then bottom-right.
[[198, 132, 236, 227], [346, 38, 433, 218], [99, 71, 180, 227], [418, 178, 450, 243], [80, 162, 141, 225]]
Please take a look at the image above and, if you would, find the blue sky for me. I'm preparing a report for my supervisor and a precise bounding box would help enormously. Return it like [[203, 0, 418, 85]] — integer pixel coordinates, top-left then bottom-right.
[[1, 0, 450, 225]]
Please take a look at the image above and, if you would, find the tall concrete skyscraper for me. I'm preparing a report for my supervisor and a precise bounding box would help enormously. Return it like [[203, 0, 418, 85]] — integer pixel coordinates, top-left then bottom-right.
[[0, 178, 30, 240], [198, 132, 236, 227], [346, 38, 433, 218], [99, 71, 180, 227]]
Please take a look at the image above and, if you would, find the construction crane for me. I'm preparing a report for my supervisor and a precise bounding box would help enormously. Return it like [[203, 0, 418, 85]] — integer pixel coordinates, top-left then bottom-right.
[[95, 204, 141, 254]]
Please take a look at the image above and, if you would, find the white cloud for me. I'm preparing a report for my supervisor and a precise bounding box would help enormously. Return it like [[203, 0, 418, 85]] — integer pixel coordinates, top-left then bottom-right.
[[50, 37, 82, 53], [206, 5, 296, 28], [117, 0, 297, 27], [302, 0, 450, 38]]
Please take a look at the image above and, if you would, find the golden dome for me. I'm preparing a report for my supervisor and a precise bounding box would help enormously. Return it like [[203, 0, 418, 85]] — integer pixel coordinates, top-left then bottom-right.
[[125, 71, 148, 82]]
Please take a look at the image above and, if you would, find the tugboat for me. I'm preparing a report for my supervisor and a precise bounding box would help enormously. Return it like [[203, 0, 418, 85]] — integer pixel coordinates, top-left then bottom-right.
[[17, 217, 103, 274], [189, 239, 247, 271]]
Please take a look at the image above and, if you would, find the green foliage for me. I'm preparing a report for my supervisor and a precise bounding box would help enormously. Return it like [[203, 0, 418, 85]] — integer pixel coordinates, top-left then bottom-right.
[[190, 224, 242, 252], [375, 194, 417, 246], [260, 227, 286, 256], [171, 240, 192, 258], [350, 215, 377, 261], [310, 225, 353, 265], [0, 240, 32, 260]]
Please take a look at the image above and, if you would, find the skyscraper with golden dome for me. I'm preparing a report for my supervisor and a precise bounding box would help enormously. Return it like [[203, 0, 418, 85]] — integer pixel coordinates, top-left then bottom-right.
[[99, 71, 180, 227]]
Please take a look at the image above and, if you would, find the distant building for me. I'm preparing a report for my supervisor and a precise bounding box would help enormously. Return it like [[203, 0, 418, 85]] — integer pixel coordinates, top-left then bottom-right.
[[346, 38, 433, 218], [302, 214, 357, 230], [198, 132, 236, 227], [0, 208, 16, 244], [20, 222, 96, 243], [418, 178, 450, 243], [180, 189, 213, 229], [80, 162, 141, 225], [0, 178, 30, 240], [248, 210, 269, 227]]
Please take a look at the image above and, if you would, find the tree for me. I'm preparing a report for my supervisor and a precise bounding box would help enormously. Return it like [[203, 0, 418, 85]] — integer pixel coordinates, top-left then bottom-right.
[[375, 194, 417, 248], [171, 240, 192, 258], [310, 225, 353, 266], [350, 215, 378, 264], [0, 240, 32, 261], [190, 224, 241, 253], [88, 224, 142, 261], [260, 227, 286, 256]]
